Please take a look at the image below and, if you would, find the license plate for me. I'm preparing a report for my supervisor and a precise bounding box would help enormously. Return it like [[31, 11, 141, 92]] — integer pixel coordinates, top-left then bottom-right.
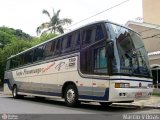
[[135, 92, 142, 98]]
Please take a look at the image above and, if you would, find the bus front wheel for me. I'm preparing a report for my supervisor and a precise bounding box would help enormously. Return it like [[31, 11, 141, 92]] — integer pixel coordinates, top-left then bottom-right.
[[64, 85, 79, 107]]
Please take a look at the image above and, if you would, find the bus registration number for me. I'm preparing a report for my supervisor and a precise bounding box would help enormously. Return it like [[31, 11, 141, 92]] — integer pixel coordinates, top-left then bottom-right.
[[135, 92, 142, 98]]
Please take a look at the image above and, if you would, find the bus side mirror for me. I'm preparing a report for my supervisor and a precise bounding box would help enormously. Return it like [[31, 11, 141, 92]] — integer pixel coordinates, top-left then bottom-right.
[[106, 40, 114, 58]]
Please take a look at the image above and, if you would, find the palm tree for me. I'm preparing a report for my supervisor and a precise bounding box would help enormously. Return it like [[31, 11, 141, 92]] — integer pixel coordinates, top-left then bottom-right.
[[37, 8, 72, 35]]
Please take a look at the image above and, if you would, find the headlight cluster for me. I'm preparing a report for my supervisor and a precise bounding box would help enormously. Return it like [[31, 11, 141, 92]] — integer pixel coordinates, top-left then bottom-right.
[[115, 83, 130, 88]]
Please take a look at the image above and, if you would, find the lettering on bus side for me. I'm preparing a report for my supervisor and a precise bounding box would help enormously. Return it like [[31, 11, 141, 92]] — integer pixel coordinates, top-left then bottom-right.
[[16, 68, 44, 76], [24, 68, 43, 74], [16, 71, 23, 76], [42, 62, 55, 73], [68, 57, 76, 68], [15, 62, 56, 76], [55, 62, 65, 71], [69, 57, 76, 62]]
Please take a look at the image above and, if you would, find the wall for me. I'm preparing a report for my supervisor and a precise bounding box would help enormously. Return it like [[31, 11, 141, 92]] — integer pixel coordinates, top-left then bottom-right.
[[143, 0, 160, 25]]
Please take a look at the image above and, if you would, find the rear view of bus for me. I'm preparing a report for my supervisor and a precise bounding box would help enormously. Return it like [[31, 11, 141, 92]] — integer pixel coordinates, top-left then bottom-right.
[[106, 22, 153, 102]]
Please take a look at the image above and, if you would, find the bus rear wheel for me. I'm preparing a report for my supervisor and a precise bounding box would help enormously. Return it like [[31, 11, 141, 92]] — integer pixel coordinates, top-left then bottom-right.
[[12, 85, 18, 98], [12, 85, 23, 99], [64, 85, 79, 107]]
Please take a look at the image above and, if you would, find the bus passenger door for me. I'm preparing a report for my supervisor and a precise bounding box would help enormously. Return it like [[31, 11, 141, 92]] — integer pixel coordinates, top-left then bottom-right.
[[80, 24, 109, 100], [92, 46, 110, 100]]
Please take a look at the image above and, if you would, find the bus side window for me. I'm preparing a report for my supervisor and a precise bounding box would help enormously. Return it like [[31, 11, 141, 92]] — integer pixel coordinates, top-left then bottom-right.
[[76, 32, 80, 46], [33, 45, 45, 62], [62, 34, 73, 53], [82, 27, 95, 47], [66, 35, 72, 49], [44, 41, 55, 58], [6, 60, 10, 70], [10, 57, 19, 69], [80, 48, 92, 74], [10, 58, 14, 69], [73, 31, 80, 50], [55, 38, 62, 55], [16, 56, 21, 67], [80, 40, 108, 75], [19, 54, 24, 66], [95, 25, 104, 41], [94, 46, 108, 74], [24, 50, 34, 64]]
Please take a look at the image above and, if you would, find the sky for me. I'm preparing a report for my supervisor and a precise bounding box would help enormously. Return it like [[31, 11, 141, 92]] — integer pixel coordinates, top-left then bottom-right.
[[0, 0, 142, 36]]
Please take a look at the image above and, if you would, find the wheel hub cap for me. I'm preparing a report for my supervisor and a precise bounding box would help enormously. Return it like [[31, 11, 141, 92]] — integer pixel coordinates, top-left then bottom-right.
[[67, 89, 75, 103]]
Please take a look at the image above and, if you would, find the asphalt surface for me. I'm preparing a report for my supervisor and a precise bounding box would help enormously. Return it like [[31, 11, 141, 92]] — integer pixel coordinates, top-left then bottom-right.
[[0, 94, 160, 120]]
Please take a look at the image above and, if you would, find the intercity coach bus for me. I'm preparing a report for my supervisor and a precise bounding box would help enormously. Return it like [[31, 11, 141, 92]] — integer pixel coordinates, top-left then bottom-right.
[[4, 21, 153, 107]]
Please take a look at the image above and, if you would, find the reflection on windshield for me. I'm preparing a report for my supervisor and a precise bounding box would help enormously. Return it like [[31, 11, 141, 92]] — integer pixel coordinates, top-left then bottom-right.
[[107, 23, 151, 77]]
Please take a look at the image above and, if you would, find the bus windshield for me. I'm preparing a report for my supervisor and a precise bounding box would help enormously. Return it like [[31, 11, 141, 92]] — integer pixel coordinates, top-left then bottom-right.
[[106, 23, 152, 78]]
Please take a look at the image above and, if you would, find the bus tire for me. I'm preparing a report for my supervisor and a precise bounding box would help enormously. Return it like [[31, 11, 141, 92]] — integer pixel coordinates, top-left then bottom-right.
[[12, 85, 18, 98], [12, 85, 23, 99], [35, 96, 45, 101], [99, 102, 112, 107], [64, 84, 79, 107]]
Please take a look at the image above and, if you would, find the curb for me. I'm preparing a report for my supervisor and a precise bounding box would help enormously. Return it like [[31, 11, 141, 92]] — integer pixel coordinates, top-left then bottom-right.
[[111, 103, 160, 109], [112, 104, 143, 108], [143, 105, 160, 109]]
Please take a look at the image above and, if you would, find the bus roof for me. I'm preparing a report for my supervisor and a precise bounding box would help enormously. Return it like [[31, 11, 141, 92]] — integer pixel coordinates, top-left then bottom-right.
[[7, 20, 139, 60]]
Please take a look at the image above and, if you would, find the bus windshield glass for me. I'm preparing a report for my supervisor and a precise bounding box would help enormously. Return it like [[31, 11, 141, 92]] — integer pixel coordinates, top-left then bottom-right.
[[106, 23, 152, 77]]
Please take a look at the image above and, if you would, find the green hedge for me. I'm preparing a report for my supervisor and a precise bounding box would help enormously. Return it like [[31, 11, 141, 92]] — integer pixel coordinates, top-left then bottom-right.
[[152, 93, 160, 96]]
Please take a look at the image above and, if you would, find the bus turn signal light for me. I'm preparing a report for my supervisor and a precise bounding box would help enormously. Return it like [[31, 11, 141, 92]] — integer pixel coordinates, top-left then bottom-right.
[[115, 83, 130, 88]]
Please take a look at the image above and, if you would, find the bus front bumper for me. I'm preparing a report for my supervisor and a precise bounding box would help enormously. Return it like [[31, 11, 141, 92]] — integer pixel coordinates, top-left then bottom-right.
[[109, 88, 153, 102]]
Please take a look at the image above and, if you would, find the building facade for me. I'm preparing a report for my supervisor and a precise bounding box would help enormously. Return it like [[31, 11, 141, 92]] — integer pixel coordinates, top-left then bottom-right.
[[143, 0, 160, 25], [126, 0, 160, 88], [126, 21, 160, 88], [125, 0, 160, 88]]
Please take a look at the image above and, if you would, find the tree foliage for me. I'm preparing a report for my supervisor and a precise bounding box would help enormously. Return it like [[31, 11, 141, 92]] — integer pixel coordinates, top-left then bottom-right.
[[37, 8, 72, 35], [0, 26, 32, 48], [0, 26, 57, 82]]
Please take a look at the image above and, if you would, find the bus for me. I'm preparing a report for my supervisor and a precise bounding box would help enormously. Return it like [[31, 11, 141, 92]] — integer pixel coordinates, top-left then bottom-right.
[[4, 21, 153, 107]]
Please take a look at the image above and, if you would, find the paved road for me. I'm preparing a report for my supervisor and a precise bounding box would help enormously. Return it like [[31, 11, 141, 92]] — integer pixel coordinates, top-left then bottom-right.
[[0, 94, 160, 120]]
